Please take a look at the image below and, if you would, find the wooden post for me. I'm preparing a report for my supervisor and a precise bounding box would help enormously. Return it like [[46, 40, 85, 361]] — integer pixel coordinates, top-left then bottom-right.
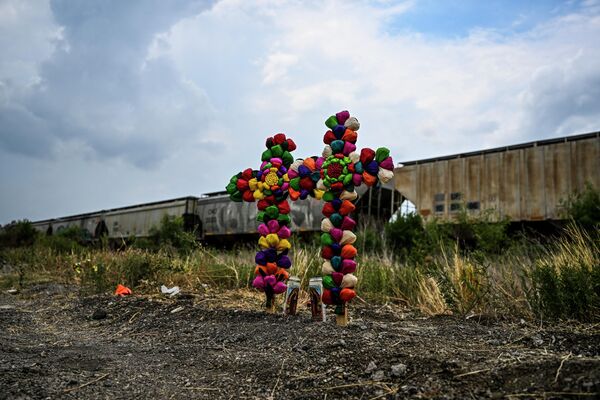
[[335, 303, 348, 326], [265, 287, 276, 314], [390, 183, 395, 218], [368, 187, 372, 218], [377, 185, 382, 219]]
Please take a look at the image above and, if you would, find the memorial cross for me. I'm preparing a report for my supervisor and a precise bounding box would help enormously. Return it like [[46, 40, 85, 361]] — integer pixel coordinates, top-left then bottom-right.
[[225, 112, 394, 325], [225, 133, 324, 312], [316, 111, 394, 325]]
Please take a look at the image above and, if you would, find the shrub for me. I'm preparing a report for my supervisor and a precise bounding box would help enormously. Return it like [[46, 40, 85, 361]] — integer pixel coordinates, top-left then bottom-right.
[[355, 217, 385, 254], [472, 214, 511, 255], [36, 226, 88, 253], [561, 183, 600, 232], [147, 215, 198, 253], [0, 220, 38, 248], [120, 250, 158, 287], [385, 212, 429, 260], [72, 249, 174, 292], [422, 218, 454, 250], [419, 209, 510, 256], [75, 258, 110, 294]]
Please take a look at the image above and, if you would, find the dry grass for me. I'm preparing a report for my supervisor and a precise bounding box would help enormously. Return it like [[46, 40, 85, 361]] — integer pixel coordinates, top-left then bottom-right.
[[416, 276, 448, 315], [537, 224, 598, 274], [1, 224, 598, 321]]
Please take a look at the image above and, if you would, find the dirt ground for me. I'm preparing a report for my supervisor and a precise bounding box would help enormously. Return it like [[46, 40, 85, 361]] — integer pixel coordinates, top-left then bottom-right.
[[1, 284, 599, 399]]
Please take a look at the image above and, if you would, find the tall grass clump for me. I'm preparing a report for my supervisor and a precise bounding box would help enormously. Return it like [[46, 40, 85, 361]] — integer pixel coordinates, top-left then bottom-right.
[[1, 246, 81, 289], [60, 248, 173, 293], [356, 250, 450, 314], [433, 245, 489, 315], [529, 225, 599, 321]]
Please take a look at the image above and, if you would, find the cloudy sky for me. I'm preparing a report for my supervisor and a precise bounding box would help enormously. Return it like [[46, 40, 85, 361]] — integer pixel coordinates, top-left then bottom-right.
[[1, 0, 599, 224]]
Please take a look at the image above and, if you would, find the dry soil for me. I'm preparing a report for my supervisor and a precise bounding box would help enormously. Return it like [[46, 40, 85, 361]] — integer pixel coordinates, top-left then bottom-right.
[[1, 284, 599, 399]]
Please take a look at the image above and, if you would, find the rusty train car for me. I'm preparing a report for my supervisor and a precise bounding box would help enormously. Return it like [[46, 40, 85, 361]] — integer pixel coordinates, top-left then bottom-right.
[[394, 131, 599, 222]]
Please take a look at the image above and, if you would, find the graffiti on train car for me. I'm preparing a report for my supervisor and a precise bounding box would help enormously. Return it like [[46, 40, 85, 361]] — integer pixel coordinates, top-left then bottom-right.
[[198, 195, 324, 236]]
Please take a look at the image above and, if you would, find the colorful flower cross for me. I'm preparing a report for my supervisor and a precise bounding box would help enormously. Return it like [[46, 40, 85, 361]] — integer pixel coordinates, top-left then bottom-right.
[[225, 133, 323, 312], [225, 112, 394, 325], [317, 111, 394, 325]]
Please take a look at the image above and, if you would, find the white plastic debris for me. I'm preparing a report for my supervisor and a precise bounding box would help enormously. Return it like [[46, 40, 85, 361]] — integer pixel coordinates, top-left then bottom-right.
[[161, 285, 180, 297], [171, 306, 185, 314]]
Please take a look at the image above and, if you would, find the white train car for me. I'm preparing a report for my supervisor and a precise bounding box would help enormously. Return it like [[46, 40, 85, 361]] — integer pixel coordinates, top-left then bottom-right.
[[32, 197, 198, 240], [31, 183, 399, 241]]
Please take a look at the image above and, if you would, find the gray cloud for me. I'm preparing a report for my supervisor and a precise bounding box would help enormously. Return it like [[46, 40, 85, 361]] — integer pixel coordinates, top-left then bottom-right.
[[520, 57, 600, 137], [0, 0, 216, 167], [0, 102, 54, 157]]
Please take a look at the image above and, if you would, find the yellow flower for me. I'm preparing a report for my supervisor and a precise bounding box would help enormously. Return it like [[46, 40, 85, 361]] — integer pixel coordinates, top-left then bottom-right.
[[265, 171, 279, 186], [248, 178, 258, 191], [258, 236, 269, 249], [277, 239, 291, 251], [253, 190, 265, 200], [258, 234, 291, 251], [266, 233, 279, 247]]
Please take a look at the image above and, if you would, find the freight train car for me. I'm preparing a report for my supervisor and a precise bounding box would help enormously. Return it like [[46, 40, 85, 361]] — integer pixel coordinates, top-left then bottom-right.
[[31, 197, 199, 240], [394, 131, 600, 222], [31, 183, 399, 241]]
